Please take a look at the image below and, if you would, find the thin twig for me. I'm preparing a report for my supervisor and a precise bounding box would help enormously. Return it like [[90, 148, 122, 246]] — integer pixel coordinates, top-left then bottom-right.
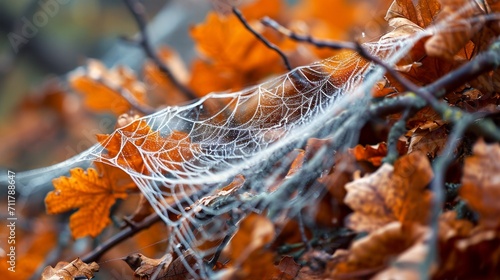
[[233, 7, 292, 71], [81, 212, 162, 263], [383, 109, 411, 164], [207, 232, 233, 267], [262, 17, 357, 51], [261, 17, 423, 94], [95, 77, 155, 115], [123, 0, 197, 100], [422, 116, 472, 278]]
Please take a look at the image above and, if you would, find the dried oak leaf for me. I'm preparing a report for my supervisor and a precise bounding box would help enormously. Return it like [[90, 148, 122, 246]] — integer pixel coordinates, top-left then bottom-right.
[[70, 59, 148, 116], [96, 119, 199, 174], [45, 162, 135, 238], [123, 253, 173, 279], [274, 256, 301, 280], [424, 0, 480, 60], [407, 120, 449, 157], [344, 152, 433, 232], [384, 0, 440, 37], [223, 213, 278, 279], [332, 222, 429, 278], [42, 258, 99, 280], [383, 0, 460, 89], [460, 139, 500, 229], [350, 143, 388, 167]]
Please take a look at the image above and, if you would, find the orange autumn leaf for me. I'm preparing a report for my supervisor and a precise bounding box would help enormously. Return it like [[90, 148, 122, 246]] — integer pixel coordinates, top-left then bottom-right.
[[70, 59, 148, 115], [41, 258, 99, 280], [350, 143, 388, 167], [96, 119, 199, 174], [460, 139, 500, 229], [344, 152, 433, 232], [45, 162, 136, 238], [189, 10, 286, 95]]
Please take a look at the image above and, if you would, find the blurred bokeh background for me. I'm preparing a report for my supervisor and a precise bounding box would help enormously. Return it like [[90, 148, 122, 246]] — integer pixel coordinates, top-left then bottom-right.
[[0, 0, 212, 171]]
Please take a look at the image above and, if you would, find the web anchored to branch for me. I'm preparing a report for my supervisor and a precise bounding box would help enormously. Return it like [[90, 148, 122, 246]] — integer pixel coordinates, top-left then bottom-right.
[[83, 34, 418, 276]]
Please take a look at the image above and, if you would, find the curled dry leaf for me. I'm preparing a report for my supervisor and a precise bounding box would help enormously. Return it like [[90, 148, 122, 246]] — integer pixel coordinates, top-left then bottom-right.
[[42, 258, 99, 280], [407, 120, 449, 157], [45, 162, 136, 238], [344, 152, 433, 232], [460, 139, 500, 229], [123, 253, 173, 279]]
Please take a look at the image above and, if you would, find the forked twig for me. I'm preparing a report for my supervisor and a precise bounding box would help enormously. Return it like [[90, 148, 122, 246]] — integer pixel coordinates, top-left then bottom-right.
[[232, 7, 292, 71], [123, 0, 197, 100]]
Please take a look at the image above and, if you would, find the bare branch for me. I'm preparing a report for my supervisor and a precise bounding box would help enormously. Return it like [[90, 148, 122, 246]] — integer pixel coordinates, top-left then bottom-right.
[[123, 0, 197, 101], [233, 7, 292, 71]]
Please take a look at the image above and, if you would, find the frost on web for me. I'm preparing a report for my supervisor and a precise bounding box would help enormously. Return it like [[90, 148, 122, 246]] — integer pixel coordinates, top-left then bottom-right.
[[19, 1, 496, 277]]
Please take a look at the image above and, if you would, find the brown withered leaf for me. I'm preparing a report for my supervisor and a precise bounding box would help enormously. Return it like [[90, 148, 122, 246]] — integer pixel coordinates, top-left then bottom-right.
[[350, 143, 388, 167], [384, 0, 440, 38], [274, 256, 301, 280], [373, 228, 431, 279], [437, 226, 500, 279], [223, 213, 278, 279], [42, 258, 99, 280], [460, 139, 500, 229], [123, 253, 173, 279], [344, 152, 433, 232], [425, 0, 480, 60], [332, 222, 428, 278], [407, 120, 449, 157]]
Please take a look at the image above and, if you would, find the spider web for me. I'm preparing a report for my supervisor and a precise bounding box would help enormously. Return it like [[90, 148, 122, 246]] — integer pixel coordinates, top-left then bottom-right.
[[14, 2, 499, 278], [85, 36, 417, 277]]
